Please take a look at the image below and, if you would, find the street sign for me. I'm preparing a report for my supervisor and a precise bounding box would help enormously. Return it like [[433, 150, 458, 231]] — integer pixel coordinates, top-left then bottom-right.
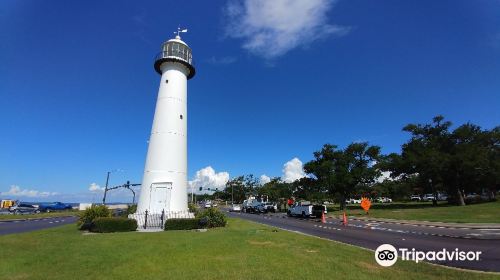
[[361, 197, 371, 213]]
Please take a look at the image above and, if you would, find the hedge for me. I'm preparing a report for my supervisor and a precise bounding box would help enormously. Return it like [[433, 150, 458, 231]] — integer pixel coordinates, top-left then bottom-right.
[[90, 217, 138, 233], [164, 218, 203, 231]]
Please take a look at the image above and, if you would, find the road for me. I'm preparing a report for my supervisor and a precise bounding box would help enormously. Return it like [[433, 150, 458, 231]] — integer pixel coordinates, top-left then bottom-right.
[[228, 211, 500, 272], [0, 216, 78, 235]]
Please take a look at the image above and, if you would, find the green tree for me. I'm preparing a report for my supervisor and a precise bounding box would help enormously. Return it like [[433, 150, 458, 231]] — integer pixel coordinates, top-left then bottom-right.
[[215, 175, 260, 203], [381, 116, 499, 206], [449, 123, 500, 202], [304, 142, 382, 210]]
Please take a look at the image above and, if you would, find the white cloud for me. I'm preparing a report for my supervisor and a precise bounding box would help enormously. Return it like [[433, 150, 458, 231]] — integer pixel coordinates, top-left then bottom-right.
[[224, 0, 349, 59], [1, 185, 58, 198], [189, 166, 230, 194], [88, 183, 105, 192], [282, 157, 306, 183], [259, 174, 271, 185]]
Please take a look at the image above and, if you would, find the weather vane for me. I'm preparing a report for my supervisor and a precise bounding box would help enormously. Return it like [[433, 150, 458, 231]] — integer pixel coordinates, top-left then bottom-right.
[[174, 26, 188, 38]]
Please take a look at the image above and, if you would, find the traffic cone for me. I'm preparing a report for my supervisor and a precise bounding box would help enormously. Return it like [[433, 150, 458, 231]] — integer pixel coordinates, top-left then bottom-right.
[[342, 211, 348, 226], [321, 212, 326, 224]]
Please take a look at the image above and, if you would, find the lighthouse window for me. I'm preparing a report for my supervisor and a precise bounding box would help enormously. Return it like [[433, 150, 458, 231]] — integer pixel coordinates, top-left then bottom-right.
[[180, 115, 183, 120], [165, 79, 168, 83]]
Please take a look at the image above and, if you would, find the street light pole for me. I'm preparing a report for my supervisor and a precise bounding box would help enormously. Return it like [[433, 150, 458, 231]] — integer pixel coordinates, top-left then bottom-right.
[[429, 178, 437, 206], [191, 184, 195, 204], [231, 183, 234, 206]]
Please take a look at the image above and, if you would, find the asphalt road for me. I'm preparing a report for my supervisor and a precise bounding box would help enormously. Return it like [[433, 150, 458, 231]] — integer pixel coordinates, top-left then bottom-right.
[[228, 211, 500, 272], [0, 216, 78, 235]]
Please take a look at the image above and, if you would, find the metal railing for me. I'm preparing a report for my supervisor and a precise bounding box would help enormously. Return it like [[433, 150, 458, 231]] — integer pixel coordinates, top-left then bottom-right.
[[130, 210, 194, 230], [155, 50, 194, 66]]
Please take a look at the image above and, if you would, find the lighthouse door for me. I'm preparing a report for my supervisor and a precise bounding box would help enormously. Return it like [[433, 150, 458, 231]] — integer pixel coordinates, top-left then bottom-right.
[[150, 182, 172, 212]]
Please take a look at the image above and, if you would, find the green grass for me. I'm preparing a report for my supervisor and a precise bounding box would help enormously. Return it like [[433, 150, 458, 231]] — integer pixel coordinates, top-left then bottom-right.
[[0, 210, 78, 220], [328, 200, 500, 223], [0, 218, 498, 280]]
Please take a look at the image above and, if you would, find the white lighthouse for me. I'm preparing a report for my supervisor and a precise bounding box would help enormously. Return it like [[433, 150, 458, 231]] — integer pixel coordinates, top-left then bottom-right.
[[137, 29, 195, 216]]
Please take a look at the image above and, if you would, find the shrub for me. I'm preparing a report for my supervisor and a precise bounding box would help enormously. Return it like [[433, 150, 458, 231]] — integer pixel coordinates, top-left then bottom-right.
[[78, 205, 111, 230], [164, 218, 202, 231], [196, 208, 227, 228], [90, 217, 138, 233], [188, 203, 198, 215], [126, 204, 137, 215]]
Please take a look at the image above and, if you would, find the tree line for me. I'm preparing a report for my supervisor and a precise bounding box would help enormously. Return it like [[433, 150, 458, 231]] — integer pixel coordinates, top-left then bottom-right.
[[211, 116, 499, 208]]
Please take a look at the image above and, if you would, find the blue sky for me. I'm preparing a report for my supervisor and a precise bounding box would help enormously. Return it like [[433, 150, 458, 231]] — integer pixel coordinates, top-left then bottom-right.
[[1, 0, 499, 202]]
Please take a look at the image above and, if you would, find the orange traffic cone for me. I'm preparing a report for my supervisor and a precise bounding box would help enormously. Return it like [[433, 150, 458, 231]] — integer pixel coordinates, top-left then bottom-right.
[[342, 211, 348, 226], [321, 212, 326, 224]]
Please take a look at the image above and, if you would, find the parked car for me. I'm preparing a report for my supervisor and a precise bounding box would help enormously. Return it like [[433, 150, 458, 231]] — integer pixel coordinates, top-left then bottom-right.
[[437, 192, 448, 201], [229, 204, 241, 212], [465, 193, 481, 203], [410, 195, 421, 202], [204, 200, 212, 208], [376, 197, 393, 203], [9, 203, 40, 214], [422, 194, 436, 202], [346, 198, 361, 204], [38, 202, 72, 212]]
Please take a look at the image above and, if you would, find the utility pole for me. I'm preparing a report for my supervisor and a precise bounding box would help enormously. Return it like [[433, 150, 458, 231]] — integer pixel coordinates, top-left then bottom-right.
[[102, 171, 111, 205], [102, 169, 123, 205]]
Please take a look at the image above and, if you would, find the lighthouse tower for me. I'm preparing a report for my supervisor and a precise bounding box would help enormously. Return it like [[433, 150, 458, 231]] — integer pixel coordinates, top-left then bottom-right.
[[137, 29, 195, 215]]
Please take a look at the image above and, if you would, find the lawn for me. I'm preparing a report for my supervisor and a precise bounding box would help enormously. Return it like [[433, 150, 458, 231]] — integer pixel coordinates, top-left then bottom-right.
[[0, 218, 498, 280], [0, 210, 78, 220], [328, 200, 500, 223]]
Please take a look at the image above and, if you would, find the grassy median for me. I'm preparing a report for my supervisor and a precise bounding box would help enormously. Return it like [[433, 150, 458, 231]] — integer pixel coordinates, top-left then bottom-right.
[[328, 200, 500, 223], [0, 210, 78, 220], [0, 218, 498, 280]]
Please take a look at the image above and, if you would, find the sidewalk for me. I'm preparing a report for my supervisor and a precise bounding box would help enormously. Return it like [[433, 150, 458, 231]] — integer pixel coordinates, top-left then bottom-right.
[[344, 216, 500, 229]]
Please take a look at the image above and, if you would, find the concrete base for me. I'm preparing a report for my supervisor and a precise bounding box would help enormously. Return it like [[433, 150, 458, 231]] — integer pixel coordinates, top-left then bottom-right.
[[136, 228, 164, 233]]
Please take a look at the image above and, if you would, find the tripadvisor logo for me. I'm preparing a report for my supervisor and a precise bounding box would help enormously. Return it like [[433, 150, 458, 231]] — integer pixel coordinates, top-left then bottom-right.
[[375, 244, 482, 267], [375, 244, 398, 267]]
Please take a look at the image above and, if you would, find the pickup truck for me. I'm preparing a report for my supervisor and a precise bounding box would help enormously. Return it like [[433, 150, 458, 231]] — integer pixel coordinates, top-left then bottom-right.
[[287, 201, 327, 218], [242, 198, 261, 213], [258, 202, 278, 213], [38, 202, 72, 212]]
